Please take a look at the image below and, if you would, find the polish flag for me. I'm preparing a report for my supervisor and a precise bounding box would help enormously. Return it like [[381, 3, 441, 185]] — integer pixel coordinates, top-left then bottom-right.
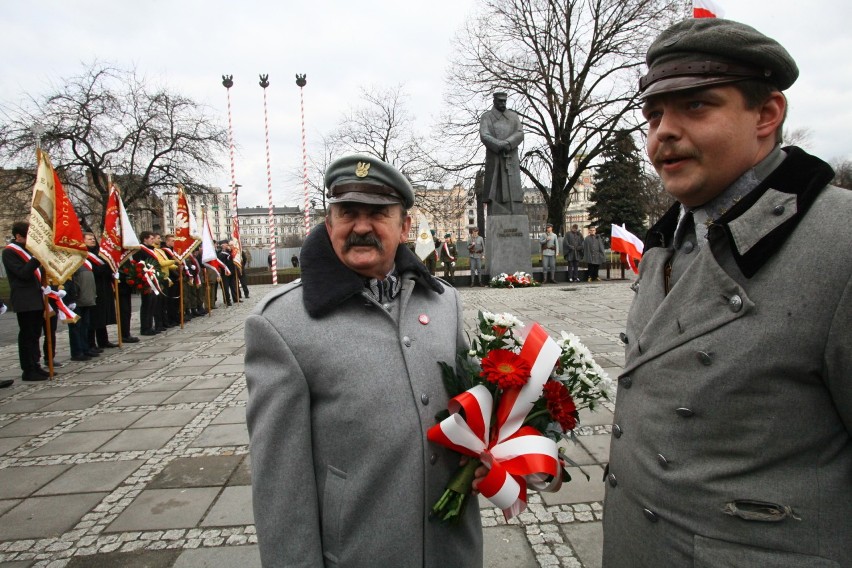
[[693, 0, 724, 18], [201, 212, 230, 276], [610, 224, 644, 274]]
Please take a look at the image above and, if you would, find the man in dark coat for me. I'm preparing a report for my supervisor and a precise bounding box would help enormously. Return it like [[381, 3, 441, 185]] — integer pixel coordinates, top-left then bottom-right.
[[2, 222, 49, 381], [563, 224, 583, 282], [602, 18, 852, 568], [85, 233, 117, 349], [245, 154, 482, 568], [582, 227, 606, 281]]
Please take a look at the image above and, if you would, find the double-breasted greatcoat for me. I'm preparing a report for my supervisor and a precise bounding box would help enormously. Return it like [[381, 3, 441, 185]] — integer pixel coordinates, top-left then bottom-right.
[[245, 224, 482, 568], [602, 148, 852, 567]]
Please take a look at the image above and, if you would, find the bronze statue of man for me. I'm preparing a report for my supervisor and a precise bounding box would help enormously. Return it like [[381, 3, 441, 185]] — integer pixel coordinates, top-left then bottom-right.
[[480, 92, 524, 215]]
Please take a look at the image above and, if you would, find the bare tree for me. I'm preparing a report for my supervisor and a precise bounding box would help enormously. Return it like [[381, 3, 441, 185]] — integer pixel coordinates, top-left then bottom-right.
[[441, 0, 679, 234], [783, 127, 813, 149], [327, 84, 444, 187], [0, 63, 228, 230], [637, 171, 675, 228], [830, 158, 852, 190]]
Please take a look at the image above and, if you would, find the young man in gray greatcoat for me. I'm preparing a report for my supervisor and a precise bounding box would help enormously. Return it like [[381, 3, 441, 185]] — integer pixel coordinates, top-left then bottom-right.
[[245, 154, 482, 568], [602, 18, 852, 567]]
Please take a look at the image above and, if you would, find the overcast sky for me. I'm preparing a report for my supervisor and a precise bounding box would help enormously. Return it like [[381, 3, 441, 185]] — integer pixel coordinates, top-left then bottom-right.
[[2, 0, 850, 209]]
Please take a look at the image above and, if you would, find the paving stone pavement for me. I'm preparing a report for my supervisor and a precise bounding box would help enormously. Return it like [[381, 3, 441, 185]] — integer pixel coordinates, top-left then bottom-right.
[[0, 278, 634, 567]]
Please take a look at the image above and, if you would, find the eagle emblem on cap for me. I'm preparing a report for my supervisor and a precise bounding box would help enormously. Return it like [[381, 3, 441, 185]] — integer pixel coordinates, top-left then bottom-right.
[[355, 162, 370, 178]]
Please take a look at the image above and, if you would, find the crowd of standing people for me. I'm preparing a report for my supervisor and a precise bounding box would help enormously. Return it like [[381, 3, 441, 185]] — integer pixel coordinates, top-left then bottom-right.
[[1, 223, 249, 385]]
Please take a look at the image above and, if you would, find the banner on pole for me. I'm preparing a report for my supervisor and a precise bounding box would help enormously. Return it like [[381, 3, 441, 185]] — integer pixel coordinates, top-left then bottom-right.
[[173, 186, 201, 260], [415, 215, 437, 261], [610, 223, 644, 274], [99, 183, 140, 270], [693, 0, 724, 18], [25, 149, 87, 284]]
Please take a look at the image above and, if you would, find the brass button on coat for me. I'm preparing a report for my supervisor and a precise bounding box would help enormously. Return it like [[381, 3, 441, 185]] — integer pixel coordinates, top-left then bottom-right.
[[657, 454, 669, 468], [696, 351, 713, 366], [420, 394, 429, 405], [613, 424, 623, 439], [643, 508, 659, 523], [676, 407, 695, 418]]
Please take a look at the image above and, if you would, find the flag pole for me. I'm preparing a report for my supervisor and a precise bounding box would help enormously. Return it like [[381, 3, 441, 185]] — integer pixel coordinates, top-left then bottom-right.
[[106, 174, 123, 348], [260, 74, 278, 285], [296, 74, 310, 236], [41, 274, 55, 379], [204, 265, 212, 317], [179, 269, 185, 329]]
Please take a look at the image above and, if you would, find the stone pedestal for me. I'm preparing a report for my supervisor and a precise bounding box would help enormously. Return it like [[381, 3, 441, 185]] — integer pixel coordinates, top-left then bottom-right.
[[485, 215, 532, 279]]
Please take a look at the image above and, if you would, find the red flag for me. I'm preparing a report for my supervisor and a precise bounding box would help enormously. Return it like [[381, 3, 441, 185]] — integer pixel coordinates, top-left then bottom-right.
[[693, 0, 724, 18], [99, 183, 140, 270], [610, 224, 644, 274], [25, 149, 87, 284], [173, 187, 201, 259]]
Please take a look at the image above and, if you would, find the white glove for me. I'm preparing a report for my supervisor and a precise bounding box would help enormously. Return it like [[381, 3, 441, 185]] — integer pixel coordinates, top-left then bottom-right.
[[68, 303, 77, 310], [451, 262, 455, 267], [0, 305, 7, 316]]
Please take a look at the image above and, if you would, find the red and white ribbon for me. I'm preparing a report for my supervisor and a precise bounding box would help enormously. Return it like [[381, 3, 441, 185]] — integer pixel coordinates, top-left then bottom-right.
[[139, 262, 162, 295], [42, 287, 78, 322], [5, 243, 43, 283], [428, 323, 562, 520]]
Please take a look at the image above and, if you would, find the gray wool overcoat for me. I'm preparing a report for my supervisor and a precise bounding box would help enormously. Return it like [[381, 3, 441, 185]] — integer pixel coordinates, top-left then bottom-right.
[[602, 147, 852, 567], [245, 224, 482, 568]]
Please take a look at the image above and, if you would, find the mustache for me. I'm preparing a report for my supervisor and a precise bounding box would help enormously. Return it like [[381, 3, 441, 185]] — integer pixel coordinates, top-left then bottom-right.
[[652, 144, 699, 163], [344, 233, 383, 251]]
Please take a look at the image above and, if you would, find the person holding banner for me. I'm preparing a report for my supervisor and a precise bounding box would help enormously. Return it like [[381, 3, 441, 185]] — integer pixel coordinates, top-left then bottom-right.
[[2, 222, 49, 381], [244, 154, 482, 568]]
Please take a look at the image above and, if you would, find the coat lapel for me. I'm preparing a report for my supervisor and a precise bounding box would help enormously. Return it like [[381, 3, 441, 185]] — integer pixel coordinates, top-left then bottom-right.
[[623, 245, 752, 375]]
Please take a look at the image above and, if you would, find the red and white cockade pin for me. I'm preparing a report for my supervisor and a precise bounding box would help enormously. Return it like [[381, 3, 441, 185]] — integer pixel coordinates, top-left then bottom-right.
[[418, 314, 430, 325]]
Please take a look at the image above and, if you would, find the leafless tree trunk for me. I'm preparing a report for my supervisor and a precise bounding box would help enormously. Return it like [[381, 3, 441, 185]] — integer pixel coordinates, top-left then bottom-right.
[[440, 0, 679, 234], [0, 63, 228, 231]]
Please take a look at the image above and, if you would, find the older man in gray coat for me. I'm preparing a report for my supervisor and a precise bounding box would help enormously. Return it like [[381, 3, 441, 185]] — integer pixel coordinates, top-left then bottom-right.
[[245, 154, 482, 568], [603, 19, 852, 567]]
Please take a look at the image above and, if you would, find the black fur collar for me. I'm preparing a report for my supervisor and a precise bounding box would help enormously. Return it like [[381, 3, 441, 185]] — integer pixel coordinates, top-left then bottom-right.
[[299, 223, 444, 318], [644, 146, 835, 278]]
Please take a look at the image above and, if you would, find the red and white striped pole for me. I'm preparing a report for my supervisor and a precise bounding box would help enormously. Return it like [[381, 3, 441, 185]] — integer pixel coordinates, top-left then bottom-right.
[[296, 74, 310, 236], [222, 75, 241, 251], [259, 74, 278, 285]]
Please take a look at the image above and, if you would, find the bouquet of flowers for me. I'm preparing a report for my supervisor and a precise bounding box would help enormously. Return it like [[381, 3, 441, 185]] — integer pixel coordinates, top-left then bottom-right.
[[428, 310, 612, 523], [119, 259, 163, 295], [489, 272, 539, 288]]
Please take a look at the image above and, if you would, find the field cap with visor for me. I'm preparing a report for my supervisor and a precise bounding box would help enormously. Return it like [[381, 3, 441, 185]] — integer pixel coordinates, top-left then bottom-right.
[[639, 18, 798, 99], [324, 154, 414, 209]]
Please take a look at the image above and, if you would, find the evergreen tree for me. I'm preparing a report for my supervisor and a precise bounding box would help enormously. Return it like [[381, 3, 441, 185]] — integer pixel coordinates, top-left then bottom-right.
[[587, 131, 648, 239]]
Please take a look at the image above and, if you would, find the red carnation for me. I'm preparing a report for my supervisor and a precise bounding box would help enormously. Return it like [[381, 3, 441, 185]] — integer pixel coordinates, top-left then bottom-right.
[[127, 279, 135, 285], [480, 349, 531, 389], [543, 380, 577, 432]]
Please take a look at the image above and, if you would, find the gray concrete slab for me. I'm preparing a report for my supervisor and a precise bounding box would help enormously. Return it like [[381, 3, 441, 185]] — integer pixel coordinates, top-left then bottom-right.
[[66, 549, 181, 568], [228, 456, 251, 486], [172, 545, 260, 568], [562, 521, 603, 568], [0, 436, 30, 455], [97, 427, 182, 452], [107, 487, 220, 532], [37, 394, 111, 411], [113, 391, 175, 407], [69, 410, 148, 431], [135, 378, 195, 393], [0, 492, 108, 539], [209, 406, 247, 425], [483, 525, 537, 567], [190, 424, 248, 448], [200, 485, 253, 526], [27, 430, 121, 456], [35, 460, 144, 495], [0, 415, 69, 437], [129, 409, 202, 429], [148, 455, 244, 489], [183, 376, 238, 390], [163, 389, 225, 404], [0, 464, 71, 499]]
